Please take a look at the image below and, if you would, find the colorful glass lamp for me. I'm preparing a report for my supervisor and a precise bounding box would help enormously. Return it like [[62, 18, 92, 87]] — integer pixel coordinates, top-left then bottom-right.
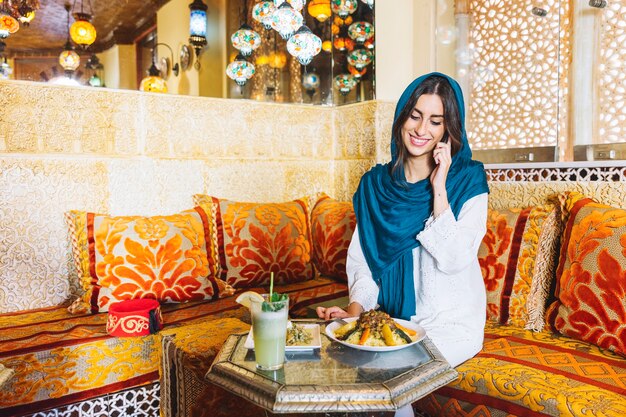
[[226, 54, 255, 86], [347, 48, 373, 69], [70, 0, 96, 49], [270, 2, 303, 40], [59, 4, 79, 75], [252, 1, 275, 30], [334, 73, 357, 95], [287, 25, 322, 65], [189, 0, 208, 68], [0, 8, 19, 37], [231, 23, 261, 56], [348, 21, 374, 43], [308, 0, 331, 22], [330, 0, 358, 19]]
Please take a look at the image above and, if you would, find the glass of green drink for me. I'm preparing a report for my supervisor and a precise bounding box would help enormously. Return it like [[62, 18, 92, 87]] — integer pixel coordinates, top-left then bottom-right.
[[250, 293, 289, 371]]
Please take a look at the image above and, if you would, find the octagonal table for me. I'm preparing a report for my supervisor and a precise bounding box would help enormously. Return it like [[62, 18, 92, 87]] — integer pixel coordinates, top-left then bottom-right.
[[206, 321, 457, 414]]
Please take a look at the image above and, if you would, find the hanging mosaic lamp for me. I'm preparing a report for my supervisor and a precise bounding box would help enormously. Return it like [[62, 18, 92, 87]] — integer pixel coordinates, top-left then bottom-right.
[[0, 11, 19, 36], [333, 36, 354, 52], [333, 73, 357, 95], [270, 2, 303, 40], [252, 1, 275, 30], [302, 71, 320, 91], [226, 54, 255, 86], [321, 40, 332, 52], [348, 64, 367, 80], [348, 21, 374, 44], [302, 71, 320, 99], [274, 0, 305, 12], [70, 0, 97, 49], [59, 41, 80, 73], [308, 0, 331, 22], [347, 48, 372, 69], [287, 25, 322, 65], [330, 0, 358, 19], [360, 0, 374, 8], [140, 65, 168, 93], [231, 24, 261, 56]]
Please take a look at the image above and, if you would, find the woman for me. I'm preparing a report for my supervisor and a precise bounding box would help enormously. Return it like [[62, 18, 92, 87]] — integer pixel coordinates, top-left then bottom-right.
[[317, 72, 489, 369]]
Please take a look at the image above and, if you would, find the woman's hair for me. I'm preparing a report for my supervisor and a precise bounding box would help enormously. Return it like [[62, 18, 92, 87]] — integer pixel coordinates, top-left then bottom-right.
[[391, 75, 463, 178]]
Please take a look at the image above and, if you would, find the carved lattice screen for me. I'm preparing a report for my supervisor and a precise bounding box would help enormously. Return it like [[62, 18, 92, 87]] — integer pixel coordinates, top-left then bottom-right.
[[598, 2, 626, 144], [466, 0, 570, 154]]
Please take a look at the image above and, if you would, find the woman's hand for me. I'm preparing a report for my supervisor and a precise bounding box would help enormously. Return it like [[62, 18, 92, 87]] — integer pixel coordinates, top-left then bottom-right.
[[317, 302, 363, 320], [430, 140, 451, 217], [316, 306, 349, 321], [430, 140, 452, 190]]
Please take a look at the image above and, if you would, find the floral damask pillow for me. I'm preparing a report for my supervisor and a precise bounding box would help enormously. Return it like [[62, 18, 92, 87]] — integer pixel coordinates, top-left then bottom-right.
[[310, 194, 356, 282], [546, 192, 626, 356], [478, 204, 561, 330], [65, 204, 234, 313], [193, 194, 315, 288]]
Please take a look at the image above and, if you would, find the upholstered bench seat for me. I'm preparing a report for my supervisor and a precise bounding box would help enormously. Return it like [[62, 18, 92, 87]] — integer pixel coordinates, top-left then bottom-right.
[[416, 321, 626, 417], [0, 276, 347, 417]]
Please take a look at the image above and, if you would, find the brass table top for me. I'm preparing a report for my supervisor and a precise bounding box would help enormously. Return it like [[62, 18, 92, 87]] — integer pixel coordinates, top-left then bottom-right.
[[206, 322, 458, 414]]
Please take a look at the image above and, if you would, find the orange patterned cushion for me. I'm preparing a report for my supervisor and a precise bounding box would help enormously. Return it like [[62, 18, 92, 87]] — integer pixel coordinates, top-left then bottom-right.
[[193, 195, 314, 288], [310, 194, 356, 281], [65, 204, 234, 313], [479, 204, 560, 330], [547, 192, 626, 356]]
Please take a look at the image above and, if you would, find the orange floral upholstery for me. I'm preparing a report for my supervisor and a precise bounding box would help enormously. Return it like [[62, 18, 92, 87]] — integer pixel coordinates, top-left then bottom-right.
[[65, 204, 234, 313], [478, 205, 561, 330], [310, 194, 356, 281], [547, 192, 626, 357], [193, 194, 315, 288]]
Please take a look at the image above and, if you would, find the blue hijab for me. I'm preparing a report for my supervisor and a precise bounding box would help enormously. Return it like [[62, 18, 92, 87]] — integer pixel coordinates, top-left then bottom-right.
[[352, 72, 489, 320]]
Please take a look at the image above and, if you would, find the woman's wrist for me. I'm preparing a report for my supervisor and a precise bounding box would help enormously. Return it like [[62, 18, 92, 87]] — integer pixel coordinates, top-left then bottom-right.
[[346, 302, 364, 317]]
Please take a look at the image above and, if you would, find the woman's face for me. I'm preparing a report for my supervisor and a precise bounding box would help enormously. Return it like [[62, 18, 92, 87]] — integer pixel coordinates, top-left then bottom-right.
[[401, 94, 446, 159]]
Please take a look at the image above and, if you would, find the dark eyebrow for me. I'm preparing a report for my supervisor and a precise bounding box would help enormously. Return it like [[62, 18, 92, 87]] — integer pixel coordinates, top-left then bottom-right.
[[412, 108, 444, 118]]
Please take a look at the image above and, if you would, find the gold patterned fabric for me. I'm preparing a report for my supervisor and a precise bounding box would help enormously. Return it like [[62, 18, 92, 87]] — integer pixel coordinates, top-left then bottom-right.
[[416, 321, 626, 417], [310, 193, 356, 282], [0, 276, 347, 416], [193, 194, 316, 288], [65, 204, 234, 313], [546, 192, 626, 357], [479, 204, 560, 331]]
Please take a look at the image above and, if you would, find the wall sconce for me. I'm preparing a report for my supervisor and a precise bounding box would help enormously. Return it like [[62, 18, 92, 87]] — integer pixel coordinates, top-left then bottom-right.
[[139, 43, 179, 93], [188, 0, 207, 69]]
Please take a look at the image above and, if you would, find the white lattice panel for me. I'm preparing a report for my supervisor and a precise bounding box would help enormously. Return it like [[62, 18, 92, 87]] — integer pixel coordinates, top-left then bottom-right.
[[467, 0, 570, 151], [598, 2, 626, 143]]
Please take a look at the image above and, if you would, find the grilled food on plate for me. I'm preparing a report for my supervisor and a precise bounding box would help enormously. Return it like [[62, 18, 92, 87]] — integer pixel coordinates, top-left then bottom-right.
[[333, 310, 418, 346]]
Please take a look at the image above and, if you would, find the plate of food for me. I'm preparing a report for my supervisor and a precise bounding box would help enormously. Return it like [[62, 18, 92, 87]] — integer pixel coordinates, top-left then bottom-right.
[[245, 321, 321, 351], [325, 310, 426, 352]]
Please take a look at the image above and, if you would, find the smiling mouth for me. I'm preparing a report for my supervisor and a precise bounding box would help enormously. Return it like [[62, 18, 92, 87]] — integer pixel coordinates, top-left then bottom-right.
[[409, 134, 430, 147]]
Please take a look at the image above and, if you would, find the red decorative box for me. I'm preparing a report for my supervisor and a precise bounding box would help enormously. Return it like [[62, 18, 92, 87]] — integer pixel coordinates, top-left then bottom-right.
[[106, 299, 163, 337]]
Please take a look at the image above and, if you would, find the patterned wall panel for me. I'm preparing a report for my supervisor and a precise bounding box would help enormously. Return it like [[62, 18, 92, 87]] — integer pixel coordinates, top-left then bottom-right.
[[0, 158, 109, 312], [598, 2, 626, 144], [142, 95, 334, 160], [466, 0, 570, 152], [0, 81, 140, 155], [335, 101, 378, 159], [375, 101, 394, 164]]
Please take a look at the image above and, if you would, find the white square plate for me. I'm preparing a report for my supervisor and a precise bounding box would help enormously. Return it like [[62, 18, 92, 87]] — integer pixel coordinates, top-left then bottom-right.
[[244, 322, 321, 351]]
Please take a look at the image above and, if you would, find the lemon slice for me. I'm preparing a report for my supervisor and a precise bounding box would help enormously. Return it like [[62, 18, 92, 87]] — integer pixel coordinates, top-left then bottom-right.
[[235, 291, 264, 309]]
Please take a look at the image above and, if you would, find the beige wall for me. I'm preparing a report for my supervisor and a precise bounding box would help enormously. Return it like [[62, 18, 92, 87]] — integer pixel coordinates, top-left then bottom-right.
[[99, 44, 137, 90], [375, 0, 456, 101]]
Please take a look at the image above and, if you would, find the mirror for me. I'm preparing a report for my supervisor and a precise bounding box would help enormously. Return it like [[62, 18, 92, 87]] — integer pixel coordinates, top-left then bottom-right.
[[0, 0, 376, 105]]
